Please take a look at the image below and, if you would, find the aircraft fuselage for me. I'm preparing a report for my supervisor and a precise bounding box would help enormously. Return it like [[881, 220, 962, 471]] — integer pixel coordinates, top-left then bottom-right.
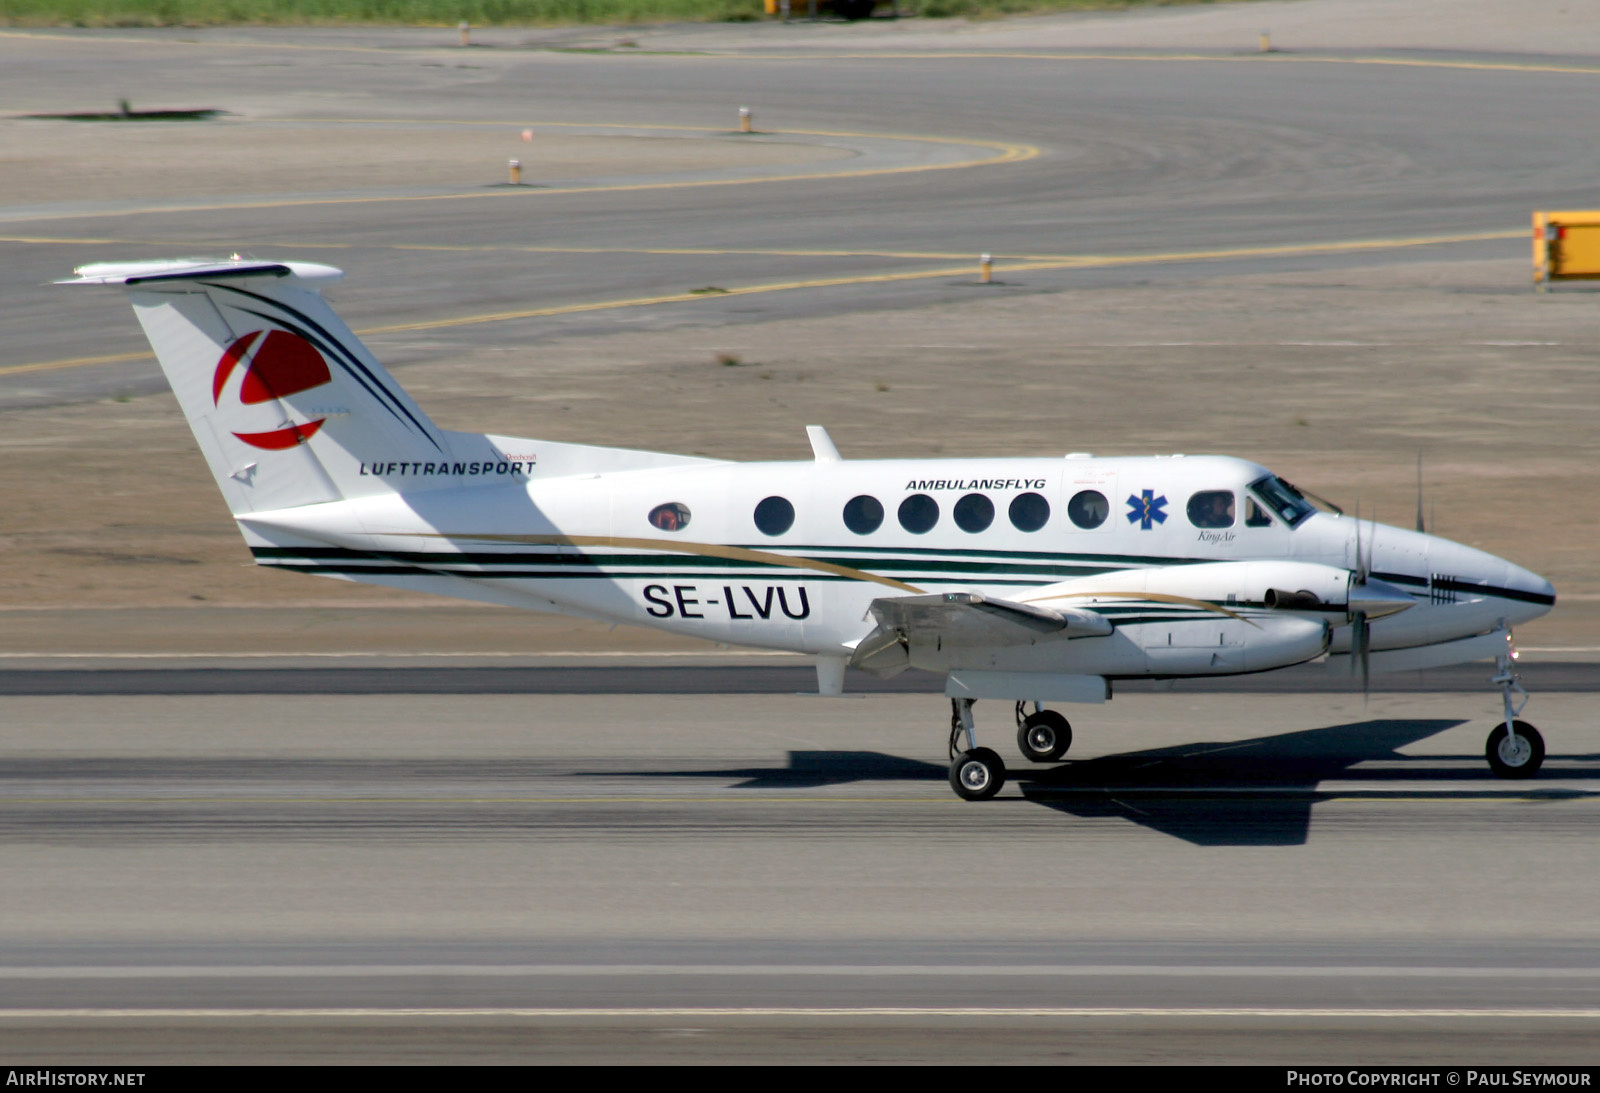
[[242, 451, 1553, 675]]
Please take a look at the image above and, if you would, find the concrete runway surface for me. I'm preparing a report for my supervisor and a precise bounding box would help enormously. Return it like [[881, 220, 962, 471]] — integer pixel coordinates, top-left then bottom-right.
[[5, 0, 1600, 1064], [0, 682, 1595, 1062]]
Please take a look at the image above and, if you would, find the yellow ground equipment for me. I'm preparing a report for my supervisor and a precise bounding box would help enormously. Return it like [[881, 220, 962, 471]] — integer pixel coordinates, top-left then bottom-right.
[[1533, 210, 1600, 288], [765, 0, 878, 18]]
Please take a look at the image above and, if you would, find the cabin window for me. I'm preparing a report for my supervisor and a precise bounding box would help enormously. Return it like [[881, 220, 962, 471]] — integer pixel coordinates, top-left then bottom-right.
[[1067, 489, 1109, 529], [1009, 492, 1050, 533], [1245, 497, 1274, 528], [648, 502, 691, 532], [753, 495, 795, 537], [843, 495, 884, 535], [898, 493, 940, 535], [1187, 490, 1235, 529], [953, 493, 994, 533]]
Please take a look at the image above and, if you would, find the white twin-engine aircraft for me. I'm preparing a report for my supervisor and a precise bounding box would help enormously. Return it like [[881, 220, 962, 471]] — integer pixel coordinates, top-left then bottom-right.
[[67, 258, 1558, 800]]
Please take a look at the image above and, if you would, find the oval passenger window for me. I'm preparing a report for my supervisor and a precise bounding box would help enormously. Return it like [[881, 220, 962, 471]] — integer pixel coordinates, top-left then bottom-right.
[[648, 502, 691, 532], [898, 494, 940, 535], [1068, 489, 1109, 529], [843, 495, 884, 535], [1008, 492, 1050, 532], [953, 493, 994, 533], [753, 495, 795, 536]]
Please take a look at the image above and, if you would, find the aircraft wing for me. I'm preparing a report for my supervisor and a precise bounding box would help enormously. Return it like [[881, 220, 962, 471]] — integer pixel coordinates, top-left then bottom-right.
[[850, 591, 1112, 677]]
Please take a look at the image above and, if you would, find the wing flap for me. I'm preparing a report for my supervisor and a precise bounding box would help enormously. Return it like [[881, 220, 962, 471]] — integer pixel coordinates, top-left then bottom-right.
[[848, 591, 1111, 677]]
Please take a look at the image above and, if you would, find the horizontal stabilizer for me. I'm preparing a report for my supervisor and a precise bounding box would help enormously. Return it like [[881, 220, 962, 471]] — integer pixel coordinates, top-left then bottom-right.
[[58, 258, 342, 287]]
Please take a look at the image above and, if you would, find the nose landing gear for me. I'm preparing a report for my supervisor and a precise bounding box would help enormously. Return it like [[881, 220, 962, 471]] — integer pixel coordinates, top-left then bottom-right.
[[1488, 720, 1545, 778], [1486, 652, 1544, 779]]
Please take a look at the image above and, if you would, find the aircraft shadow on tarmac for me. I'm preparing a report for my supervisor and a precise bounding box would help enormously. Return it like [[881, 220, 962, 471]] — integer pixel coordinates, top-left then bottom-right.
[[1015, 718, 1478, 846], [604, 719, 1597, 846]]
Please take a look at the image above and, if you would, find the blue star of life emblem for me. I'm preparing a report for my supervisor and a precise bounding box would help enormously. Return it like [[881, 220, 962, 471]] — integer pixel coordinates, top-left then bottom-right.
[[1126, 489, 1168, 530]]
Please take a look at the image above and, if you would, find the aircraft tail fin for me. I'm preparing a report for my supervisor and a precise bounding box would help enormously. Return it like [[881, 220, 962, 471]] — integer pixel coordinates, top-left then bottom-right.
[[60, 258, 516, 513]]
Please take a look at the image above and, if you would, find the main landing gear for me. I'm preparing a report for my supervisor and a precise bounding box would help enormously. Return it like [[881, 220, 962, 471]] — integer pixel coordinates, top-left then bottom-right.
[[948, 698, 1005, 801], [1015, 701, 1072, 763], [1486, 653, 1544, 779], [946, 699, 1076, 800]]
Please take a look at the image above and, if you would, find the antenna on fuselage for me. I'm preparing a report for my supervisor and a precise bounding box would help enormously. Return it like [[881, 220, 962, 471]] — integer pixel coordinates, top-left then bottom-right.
[[807, 425, 842, 463], [1415, 452, 1427, 534]]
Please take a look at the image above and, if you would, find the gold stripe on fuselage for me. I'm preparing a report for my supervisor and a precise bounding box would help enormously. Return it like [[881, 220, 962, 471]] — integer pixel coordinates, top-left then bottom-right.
[[394, 533, 927, 594]]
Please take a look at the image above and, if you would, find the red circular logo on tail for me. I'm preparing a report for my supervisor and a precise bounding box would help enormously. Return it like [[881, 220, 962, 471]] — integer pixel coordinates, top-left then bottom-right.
[[213, 330, 332, 450]]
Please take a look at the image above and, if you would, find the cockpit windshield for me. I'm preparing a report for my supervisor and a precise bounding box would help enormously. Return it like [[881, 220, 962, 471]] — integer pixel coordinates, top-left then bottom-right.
[[1249, 475, 1318, 528]]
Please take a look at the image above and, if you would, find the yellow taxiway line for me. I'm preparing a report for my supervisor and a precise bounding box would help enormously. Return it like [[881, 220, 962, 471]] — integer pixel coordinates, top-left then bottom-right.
[[0, 350, 153, 377], [0, 228, 1523, 265], [351, 228, 1530, 336], [0, 228, 1524, 378], [731, 51, 1600, 79], [0, 120, 1037, 224]]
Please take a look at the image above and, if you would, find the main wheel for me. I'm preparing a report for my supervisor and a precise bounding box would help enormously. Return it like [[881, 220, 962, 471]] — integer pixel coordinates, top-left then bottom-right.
[[1486, 721, 1545, 779], [949, 747, 1006, 801], [1017, 710, 1072, 763]]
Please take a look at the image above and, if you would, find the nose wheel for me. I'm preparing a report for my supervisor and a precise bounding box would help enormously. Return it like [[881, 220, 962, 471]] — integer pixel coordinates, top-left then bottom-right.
[[1486, 652, 1544, 779], [1487, 721, 1544, 778], [947, 698, 1006, 800]]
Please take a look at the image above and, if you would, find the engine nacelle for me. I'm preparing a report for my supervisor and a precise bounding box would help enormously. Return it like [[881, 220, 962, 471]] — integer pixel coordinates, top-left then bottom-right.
[[1031, 560, 1350, 610], [1017, 561, 1353, 675]]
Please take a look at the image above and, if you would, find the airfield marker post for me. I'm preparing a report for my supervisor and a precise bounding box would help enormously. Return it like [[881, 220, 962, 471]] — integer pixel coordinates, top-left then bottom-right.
[[459, 21, 470, 47], [1259, 30, 1271, 52], [739, 107, 752, 133], [509, 159, 522, 185], [979, 254, 993, 283]]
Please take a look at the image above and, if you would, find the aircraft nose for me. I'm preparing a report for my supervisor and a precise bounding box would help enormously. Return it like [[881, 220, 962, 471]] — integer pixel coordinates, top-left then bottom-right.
[[1506, 561, 1556, 610], [1474, 554, 1556, 624], [1426, 537, 1555, 624]]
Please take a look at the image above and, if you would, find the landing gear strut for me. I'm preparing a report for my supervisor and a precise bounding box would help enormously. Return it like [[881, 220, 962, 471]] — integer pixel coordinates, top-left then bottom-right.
[[1015, 701, 1072, 763], [1486, 652, 1544, 779], [948, 698, 1006, 801]]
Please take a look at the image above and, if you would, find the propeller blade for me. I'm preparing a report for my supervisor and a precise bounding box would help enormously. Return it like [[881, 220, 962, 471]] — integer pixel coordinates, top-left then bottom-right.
[[1353, 501, 1372, 583], [1366, 507, 1376, 582], [1351, 610, 1370, 696], [1356, 505, 1369, 585]]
